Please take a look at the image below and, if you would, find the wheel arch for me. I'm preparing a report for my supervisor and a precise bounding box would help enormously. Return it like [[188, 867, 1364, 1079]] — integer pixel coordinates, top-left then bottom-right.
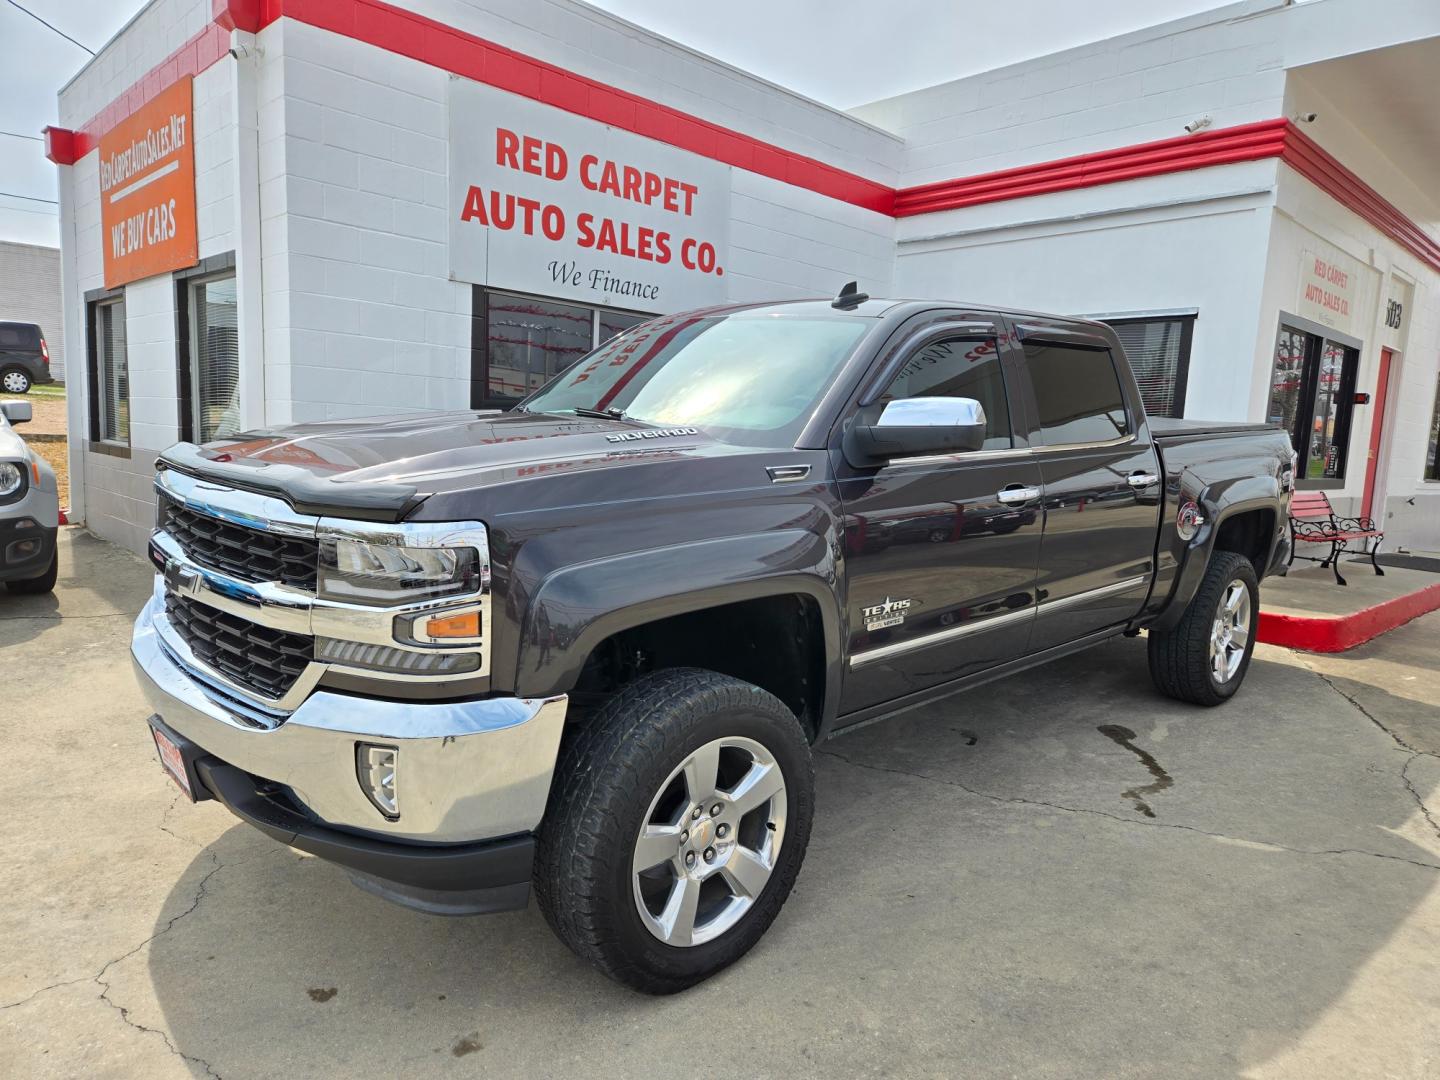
[[514, 530, 843, 738]]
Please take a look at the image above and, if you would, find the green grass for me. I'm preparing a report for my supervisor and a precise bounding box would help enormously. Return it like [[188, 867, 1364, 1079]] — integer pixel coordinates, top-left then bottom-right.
[[29, 383, 66, 400]]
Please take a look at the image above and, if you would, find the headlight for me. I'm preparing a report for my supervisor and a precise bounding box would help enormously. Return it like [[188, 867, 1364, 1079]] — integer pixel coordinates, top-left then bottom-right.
[[0, 462, 23, 499], [317, 535, 481, 606]]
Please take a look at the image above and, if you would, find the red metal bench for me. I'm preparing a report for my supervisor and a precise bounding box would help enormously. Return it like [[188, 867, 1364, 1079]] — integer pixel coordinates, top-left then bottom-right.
[[1288, 490, 1385, 586]]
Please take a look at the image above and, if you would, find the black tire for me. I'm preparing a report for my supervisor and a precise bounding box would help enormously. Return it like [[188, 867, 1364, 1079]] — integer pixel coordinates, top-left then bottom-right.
[[6, 549, 57, 595], [1, 368, 32, 395], [1148, 550, 1258, 706], [534, 668, 814, 994]]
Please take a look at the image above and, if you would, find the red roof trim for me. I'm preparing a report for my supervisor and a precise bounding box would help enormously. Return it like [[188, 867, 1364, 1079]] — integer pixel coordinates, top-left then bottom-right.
[[65, 23, 230, 161], [1280, 124, 1440, 274], [893, 119, 1291, 215], [282, 0, 896, 213], [48, 0, 1440, 275]]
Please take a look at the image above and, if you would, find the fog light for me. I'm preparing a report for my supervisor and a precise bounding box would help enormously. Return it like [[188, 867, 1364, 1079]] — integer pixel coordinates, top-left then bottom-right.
[[316, 637, 479, 675], [357, 743, 399, 819], [6, 539, 41, 562]]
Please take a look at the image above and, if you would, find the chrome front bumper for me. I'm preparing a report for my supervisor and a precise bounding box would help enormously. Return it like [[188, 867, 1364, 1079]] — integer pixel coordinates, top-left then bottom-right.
[[132, 590, 567, 844]]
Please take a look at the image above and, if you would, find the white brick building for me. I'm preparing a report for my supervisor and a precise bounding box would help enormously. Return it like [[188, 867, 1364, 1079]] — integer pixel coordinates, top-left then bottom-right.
[[47, 0, 1440, 553]]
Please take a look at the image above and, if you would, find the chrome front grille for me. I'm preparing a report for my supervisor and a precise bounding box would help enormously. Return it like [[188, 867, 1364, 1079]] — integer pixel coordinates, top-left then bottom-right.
[[160, 494, 318, 589], [164, 591, 314, 701]]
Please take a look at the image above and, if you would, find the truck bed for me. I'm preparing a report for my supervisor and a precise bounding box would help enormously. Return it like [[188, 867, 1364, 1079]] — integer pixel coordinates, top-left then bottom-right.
[[1149, 417, 1282, 442]]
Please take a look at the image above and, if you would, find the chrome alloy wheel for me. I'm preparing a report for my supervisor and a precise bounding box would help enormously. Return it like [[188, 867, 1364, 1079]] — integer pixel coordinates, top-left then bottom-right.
[[631, 736, 787, 947], [1209, 579, 1251, 683]]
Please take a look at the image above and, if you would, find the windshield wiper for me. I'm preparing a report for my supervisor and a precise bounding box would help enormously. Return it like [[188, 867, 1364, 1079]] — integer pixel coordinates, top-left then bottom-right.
[[560, 406, 630, 421]]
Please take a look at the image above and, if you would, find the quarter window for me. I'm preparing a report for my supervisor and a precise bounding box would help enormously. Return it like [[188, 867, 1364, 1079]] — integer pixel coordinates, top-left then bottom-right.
[[878, 337, 1013, 450], [1023, 341, 1130, 445], [89, 297, 128, 445], [1267, 323, 1359, 481]]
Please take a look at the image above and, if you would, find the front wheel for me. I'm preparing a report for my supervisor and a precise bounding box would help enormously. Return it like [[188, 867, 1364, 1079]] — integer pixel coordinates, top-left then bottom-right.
[[1147, 550, 1258, 706], [534, 668, 814, 994], [6, 550, 57, 594]]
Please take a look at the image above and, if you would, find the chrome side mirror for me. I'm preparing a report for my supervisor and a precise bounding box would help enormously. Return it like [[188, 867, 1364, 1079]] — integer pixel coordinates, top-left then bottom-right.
[[0, 400, 32, 425], [876, 397, 986, 430], [844, 396, 988, 465]]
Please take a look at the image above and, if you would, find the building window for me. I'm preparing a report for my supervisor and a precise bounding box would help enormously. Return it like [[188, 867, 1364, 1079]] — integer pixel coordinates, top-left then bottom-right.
[[1268, 321, 1359, 483], [1425, 378, 1440, 482], [88, 295, 128, 446], [182, 273, 240, 444], [1022, 341, 1130, 445], [471, 288, 651, 408], [1101, 315, 1194, 418]]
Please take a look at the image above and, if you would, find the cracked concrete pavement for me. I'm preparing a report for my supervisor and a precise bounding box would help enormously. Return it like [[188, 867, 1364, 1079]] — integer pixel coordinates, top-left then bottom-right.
[[3, 530, 1438, 1078]]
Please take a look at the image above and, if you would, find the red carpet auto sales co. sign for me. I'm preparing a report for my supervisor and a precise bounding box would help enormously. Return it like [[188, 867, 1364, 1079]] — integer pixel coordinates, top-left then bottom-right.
[[448, 77, 731, 310]]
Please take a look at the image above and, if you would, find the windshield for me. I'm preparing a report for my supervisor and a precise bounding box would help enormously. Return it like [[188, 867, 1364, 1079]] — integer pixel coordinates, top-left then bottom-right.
[[519, 312, 870, 447]]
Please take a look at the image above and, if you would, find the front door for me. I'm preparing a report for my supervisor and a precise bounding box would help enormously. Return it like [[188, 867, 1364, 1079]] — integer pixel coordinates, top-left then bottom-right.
[[1013, 324, 1162, 653], [1361, 348, 1396, 522], [837, 322, 1044, 717]]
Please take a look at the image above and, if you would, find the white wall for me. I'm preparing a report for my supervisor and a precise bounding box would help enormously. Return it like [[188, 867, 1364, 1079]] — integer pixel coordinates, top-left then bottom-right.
[[893, 160, 1278, 420], [57, 3, 242, 547], [852, 0, 1287, 188], [57, 0, 212, 132], [262, 16, 897, 423]]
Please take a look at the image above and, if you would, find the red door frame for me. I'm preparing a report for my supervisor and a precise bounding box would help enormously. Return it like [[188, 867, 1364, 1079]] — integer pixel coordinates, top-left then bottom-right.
[[1361, 348, 1396, 521]]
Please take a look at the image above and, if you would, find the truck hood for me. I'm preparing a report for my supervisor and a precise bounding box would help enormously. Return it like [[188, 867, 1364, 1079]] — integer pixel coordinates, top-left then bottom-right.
[[158, 410, 752, 522]]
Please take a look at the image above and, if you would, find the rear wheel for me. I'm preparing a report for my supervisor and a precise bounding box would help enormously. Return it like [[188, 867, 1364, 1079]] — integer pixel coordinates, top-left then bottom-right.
[[1, 368, 31, 394], [534, 668, 814, 994], [1147, 550, 1258, 706]]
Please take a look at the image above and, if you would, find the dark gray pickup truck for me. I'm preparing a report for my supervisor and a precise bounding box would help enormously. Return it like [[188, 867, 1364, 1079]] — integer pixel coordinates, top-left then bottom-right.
[[132, 292, 1295, 992]]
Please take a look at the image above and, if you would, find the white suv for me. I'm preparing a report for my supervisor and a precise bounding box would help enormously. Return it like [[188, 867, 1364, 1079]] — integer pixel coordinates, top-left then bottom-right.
[[0, 401, 59, 594]]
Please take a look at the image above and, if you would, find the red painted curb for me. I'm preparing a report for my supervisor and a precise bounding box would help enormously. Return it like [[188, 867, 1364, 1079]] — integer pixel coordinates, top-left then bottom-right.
[[1257, 580, 1440, 652]]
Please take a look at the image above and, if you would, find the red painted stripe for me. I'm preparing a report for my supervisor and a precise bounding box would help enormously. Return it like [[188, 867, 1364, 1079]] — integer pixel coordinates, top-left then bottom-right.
[[280, 0, 895, 213], [894, 120, 1291, 215], [1280, 126, 1440, 273], [1257, 580, 1440, 653], [63, 23, 230, 161]]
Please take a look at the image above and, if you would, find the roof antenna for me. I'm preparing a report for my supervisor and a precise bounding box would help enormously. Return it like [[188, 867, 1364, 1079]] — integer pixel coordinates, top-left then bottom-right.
[[832, 280, 869, 310]]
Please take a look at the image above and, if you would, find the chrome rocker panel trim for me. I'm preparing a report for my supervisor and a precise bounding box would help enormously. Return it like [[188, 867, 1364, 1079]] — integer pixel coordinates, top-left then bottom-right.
[[133, 593, 567, 844]]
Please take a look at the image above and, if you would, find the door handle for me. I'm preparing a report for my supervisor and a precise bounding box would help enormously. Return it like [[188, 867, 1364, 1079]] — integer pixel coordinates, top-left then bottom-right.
[[997, 485, 1041, 504], [1127, 472, 1160, 488]]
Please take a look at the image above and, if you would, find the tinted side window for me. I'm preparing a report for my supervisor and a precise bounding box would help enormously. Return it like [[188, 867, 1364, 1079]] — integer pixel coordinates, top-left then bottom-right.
[[0, 325, 34, 348], [879, 337, 1013, 450], [1023, 342, 1129, 445]]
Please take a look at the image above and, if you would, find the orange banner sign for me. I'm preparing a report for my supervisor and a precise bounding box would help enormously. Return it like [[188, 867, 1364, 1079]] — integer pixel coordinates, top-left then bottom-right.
[[99, 77, 198, 289]]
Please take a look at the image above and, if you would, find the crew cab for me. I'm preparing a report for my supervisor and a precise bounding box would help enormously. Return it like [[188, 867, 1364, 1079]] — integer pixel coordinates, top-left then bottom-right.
[[131, 292, 1294, 993]]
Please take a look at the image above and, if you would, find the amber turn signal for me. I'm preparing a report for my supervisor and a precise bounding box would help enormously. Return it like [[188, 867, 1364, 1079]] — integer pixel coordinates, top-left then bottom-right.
[[423, 610, 482, 640]]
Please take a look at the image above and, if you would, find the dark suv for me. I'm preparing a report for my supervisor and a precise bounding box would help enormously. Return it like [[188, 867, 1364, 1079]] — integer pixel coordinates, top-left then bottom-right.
[[0, 322, 54, 394]]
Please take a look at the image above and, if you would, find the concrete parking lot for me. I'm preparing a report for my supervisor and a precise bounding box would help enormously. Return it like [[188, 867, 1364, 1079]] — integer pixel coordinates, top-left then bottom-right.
[[3, 530, 1438, 1079]]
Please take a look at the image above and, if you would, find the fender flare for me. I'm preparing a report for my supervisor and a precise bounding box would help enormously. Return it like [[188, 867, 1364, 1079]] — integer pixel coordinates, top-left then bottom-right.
[[514, 529, 844, 720], [1150, 485, 1281, 632]]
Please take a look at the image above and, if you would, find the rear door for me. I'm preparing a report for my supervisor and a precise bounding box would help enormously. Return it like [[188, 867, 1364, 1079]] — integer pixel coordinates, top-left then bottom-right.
[[1008, 319, 1162, 652], [836, 313, 1044, 717]]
